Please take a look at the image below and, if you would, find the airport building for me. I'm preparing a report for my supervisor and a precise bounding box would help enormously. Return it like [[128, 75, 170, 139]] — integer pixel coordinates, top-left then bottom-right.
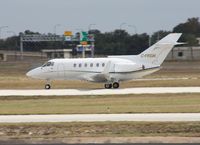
[[166, 46, 200, 61], [167, 38, 200, 61]]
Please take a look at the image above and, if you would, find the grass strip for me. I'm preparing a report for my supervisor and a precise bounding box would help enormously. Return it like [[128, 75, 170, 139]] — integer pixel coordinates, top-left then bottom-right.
[[0, 93, 200, 114]]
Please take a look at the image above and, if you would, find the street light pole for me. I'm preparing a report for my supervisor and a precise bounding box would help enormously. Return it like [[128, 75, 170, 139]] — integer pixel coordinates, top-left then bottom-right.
[[0, 26, 8, 39], [88, 24, 96, 32], [120, 23, 126, 30], [88, 24, 96, 58], [149, 34, 152, 47], [119, 23, 126, 51], [7, 30, 16, 36], [7, 31, 18, 59], [157, 32, 160, 42], [128, 25, 137, 34]]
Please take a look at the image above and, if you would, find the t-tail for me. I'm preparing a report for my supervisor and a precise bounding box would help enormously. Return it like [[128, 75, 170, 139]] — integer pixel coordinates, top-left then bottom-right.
[[138, 33, 182, 65], [108, 33, 182, 66]]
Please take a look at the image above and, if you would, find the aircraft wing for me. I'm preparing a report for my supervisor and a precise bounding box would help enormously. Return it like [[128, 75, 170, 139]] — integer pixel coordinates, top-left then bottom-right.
[[91, 61, 111, 82]]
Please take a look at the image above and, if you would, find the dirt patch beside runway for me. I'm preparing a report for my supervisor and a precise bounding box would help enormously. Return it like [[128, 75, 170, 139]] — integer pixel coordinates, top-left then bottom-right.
[[0, 122, 200, 139]]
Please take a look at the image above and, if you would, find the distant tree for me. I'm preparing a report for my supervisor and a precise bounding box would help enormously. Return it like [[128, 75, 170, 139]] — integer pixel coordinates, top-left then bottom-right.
[[173, 17, 200, 46], [127, 33, 149, 54], [183, 34, 199, 46], [1, 17, 200, 53], [94, 29, 149, 55], [173, 18, 200, 35], [150, 30, 171, 44], [24, 30, 40, 35], [88, 29, 101, 35], [0, 36, 19, 51]]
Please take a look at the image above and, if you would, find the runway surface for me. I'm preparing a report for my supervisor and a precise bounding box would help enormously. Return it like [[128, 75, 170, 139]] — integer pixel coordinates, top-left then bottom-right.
[[0, 113, 200, 123], [1, 87, 200, 96]]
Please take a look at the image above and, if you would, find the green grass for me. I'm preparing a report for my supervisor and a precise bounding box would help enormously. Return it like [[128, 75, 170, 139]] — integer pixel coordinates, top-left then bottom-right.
[[0, 94, 200, 115]]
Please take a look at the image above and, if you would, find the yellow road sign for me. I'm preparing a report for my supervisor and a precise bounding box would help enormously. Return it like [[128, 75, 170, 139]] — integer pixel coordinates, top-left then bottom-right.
[[64, 31, 72, 36]]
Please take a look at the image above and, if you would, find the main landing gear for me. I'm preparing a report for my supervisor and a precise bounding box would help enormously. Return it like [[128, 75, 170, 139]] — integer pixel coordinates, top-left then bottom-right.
[[104, 83, 112, 89], [104, 82, 120, 89], [113, 82, 120, 88]]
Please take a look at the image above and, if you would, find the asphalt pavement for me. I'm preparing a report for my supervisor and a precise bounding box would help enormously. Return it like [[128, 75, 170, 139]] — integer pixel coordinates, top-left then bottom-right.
[[1, 87, 200, 96], [0, 113, 200, 123]]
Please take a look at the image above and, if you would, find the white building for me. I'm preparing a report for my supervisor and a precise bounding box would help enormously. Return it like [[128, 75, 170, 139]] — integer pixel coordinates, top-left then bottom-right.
[[167, 46, 200, 61]]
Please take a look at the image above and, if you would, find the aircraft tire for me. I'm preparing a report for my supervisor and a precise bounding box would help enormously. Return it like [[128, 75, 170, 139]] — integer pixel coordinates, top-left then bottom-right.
[[113, 82, 119, 89], [104, 83, 112, 89], [45, 84, 51, 89]]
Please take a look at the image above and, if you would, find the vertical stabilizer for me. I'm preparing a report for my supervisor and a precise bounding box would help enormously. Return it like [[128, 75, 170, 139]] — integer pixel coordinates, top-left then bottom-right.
[[139, 33, 182, 65]]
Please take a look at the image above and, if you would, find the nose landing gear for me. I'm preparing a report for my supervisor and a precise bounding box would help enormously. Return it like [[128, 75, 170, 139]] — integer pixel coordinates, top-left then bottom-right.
[[45, 79, 51, 89], [45, 84, 51, 89]]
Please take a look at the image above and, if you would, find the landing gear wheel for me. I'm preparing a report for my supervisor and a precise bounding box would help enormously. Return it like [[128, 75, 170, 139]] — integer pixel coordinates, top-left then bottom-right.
[[45, 84, 51, 89], [113, 82, 119, 89], [104, 83, 112, 89]]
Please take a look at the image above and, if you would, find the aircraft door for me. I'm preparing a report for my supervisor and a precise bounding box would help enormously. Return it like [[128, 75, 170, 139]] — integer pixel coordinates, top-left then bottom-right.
[[57, 63, 65, 78], [110, 62, 115, 72]]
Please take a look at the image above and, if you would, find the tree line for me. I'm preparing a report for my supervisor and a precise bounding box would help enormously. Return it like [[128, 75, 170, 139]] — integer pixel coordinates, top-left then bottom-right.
[[0, 17, 200, 55]]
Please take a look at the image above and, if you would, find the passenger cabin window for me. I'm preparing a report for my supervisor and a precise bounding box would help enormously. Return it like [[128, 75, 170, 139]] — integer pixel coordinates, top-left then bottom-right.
[[74, 63, 76, 67], [84, 63, 87, 67], [79, 63, 82, 67], [90, 63, 93, 67], [102, 63, 105, 67], [96, 63, 99, 67]]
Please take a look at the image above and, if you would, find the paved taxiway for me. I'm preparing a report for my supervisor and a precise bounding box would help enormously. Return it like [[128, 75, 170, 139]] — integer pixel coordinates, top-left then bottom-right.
[[1, 87, 200, 96], [0, 113, 200, 123]]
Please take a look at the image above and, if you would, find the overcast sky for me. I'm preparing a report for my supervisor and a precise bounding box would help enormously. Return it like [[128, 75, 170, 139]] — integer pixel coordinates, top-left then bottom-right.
[[0, 0, 199, 37]]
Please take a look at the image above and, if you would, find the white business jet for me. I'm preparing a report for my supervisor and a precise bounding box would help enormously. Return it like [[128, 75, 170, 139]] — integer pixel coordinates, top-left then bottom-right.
[[26, 33, 182, 89]]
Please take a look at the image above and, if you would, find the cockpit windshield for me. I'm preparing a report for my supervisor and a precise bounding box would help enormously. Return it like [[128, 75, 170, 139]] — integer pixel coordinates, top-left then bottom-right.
[[42, 61, 54, 67]]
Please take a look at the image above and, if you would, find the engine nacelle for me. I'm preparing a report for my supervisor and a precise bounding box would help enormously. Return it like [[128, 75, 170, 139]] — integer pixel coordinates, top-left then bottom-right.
[[114, 63, 142, 73]]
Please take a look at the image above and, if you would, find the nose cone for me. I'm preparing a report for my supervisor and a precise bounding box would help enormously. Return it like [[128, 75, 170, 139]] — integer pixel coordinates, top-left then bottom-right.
[[26, 67, 42, 79], [26, 71, 31, 77], [26, 70, 34, 77]]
